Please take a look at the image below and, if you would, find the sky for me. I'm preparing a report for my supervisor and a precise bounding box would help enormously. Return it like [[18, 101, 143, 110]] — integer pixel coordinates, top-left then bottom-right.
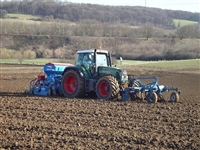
[[67, 0, 200, 13]]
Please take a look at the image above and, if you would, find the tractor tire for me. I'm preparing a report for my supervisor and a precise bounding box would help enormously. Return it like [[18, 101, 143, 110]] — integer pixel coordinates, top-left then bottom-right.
[[96, 75, 120, 100], [61, 70, 85, 98], [56, 88, 64, 97], [170, 92, 179, 102], [147, 92, 158, 103]]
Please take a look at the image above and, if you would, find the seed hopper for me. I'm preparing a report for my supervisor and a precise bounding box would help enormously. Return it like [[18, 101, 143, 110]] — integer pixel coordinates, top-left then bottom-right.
[[26, 62, 73, 96]]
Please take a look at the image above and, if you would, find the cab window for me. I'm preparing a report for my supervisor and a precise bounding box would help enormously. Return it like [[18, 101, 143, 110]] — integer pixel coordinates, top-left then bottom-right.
[[96, 53, 108, 67], [76, 53, 94, 66]]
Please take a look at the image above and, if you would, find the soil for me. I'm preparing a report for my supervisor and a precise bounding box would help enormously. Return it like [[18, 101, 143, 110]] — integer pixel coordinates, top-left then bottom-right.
[[0, 64, 199, 150]]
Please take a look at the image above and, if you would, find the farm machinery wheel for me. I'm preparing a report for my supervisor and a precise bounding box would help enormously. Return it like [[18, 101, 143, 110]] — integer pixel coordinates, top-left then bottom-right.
[[158, 95, 166, 102], [130, 92, 142, 101], [147, 92, 158, 103], [130, 93, 137, 101], [170, 92, 179, 102], [96, 75, 120, 100], [61, 70, 85, 98], [56, 88, 64, 96], [129, 79, 142, 101]]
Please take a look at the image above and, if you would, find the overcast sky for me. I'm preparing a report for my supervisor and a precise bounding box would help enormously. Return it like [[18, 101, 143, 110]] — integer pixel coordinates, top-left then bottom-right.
[[67, 0, 200, 13]]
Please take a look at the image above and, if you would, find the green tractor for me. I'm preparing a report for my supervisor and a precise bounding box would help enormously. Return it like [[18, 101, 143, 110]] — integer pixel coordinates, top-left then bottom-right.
[[61, 49, 129, 100], [27, 49, 181, 102]]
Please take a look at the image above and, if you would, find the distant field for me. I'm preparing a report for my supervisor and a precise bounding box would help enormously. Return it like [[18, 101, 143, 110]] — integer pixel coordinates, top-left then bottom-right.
[[1, 59, 199, 73], [7, 13, 41, 19], [0, 59, 143, 66], [120, 59, 199, 67], [5, 13, 74, 25], [4, 14, 42, 24], [0, 59, 75, 65], [118, 59, 200, 74], [3, 18, 42, 24], [173, 19, 198, 27], [141, 59, 199, 70]]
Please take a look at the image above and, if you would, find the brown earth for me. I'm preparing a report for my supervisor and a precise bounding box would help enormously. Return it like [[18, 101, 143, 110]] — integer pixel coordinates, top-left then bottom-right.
[[0, 64, 200, 150]]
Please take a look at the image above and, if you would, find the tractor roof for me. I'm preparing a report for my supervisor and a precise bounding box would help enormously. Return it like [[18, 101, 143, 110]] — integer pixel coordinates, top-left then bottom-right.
[[76, 49, 109, 54]]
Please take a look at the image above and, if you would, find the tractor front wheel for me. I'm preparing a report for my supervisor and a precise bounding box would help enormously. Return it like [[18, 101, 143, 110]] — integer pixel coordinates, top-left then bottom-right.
[[96, 75, 120, 100], [61, 70, 85, 98]]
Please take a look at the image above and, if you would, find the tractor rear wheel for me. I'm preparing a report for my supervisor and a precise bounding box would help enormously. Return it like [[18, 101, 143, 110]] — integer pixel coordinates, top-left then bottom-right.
[[96, 75, 120, 100], [170, 92, 179, 102], [61, 70, 85, 98]]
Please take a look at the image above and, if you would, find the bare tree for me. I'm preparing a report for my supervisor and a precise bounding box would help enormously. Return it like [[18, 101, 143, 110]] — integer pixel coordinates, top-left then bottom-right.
[[176, 25, 199, 39], [17, 49, 25, 64], [141, 23, 154, 40]]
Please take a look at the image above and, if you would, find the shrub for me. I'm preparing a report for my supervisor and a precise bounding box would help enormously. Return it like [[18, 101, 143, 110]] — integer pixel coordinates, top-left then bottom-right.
[[111, 38, 200, 60], [24, 50, 36, 59]]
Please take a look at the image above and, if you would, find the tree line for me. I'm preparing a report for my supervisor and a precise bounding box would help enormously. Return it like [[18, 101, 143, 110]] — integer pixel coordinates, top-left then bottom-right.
[[1, 36, 199, 61], [1, 18, 199, 40], [1, 0, 199, 28]]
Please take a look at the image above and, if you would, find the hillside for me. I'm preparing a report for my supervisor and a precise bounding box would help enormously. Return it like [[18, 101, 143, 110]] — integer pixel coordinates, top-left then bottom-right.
[[0, 0, 199, 61], [1, 0, 199, 28]]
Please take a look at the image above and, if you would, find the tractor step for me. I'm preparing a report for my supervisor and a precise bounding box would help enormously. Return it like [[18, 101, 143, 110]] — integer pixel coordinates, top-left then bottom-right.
[[85, 79, 96, 92]]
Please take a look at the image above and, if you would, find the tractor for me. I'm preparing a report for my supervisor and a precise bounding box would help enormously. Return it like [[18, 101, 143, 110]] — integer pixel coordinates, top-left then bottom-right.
[[27, 49, 180, 102], [60, 49, 128, 100]]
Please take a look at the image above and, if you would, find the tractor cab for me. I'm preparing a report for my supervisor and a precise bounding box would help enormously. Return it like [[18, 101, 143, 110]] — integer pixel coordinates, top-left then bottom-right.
[[75, 49, 128, 87], [76, 49, 112, 78]]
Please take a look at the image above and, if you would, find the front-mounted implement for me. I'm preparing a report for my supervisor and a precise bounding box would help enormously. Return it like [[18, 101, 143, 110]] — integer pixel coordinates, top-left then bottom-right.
[[122, 76, 181, 102]]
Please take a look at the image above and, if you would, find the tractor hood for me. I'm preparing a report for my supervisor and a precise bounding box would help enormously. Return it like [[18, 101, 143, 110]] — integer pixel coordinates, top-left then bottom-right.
[[98, 66, 128, 84]]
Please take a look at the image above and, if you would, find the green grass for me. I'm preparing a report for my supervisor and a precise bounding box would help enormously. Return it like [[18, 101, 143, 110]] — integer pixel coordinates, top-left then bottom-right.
[[3, 18, 42, 24], [4, 13, 42, 24], [116, 60, 145, 65], [138, 59, 200, 74], [1, 59, 143, 66], [7, 13, 41, 19], [141, 59, 199, 69], [117, 59, 200, 73], [1, 59, 199, 73], [4, 14, 71, 25], [173, 19, 198, 27], [0, 59, 75, 65]]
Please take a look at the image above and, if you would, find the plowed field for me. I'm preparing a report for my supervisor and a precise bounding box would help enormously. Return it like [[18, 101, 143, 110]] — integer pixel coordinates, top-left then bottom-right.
[[0, 64, 199, 150]]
